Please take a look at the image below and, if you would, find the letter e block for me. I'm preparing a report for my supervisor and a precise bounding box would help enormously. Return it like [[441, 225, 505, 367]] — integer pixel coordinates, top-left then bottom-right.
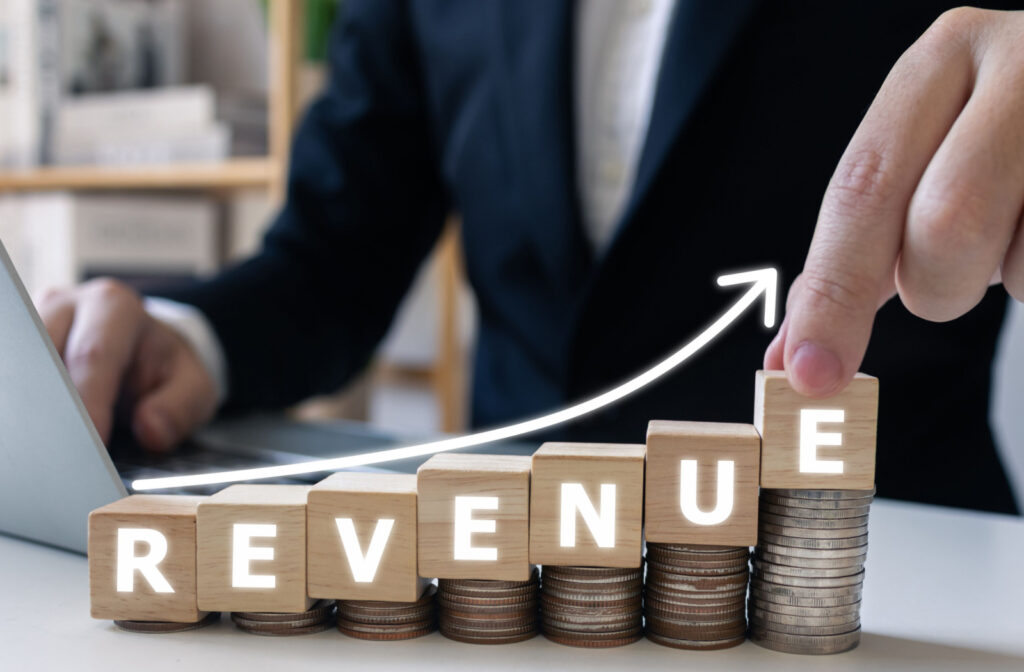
[[197, 485, 312, 613], [89, 495, 206, 623], [529, 443, 645, 567], [417, 454, 532, 581], [307, 472, 428, 602], [755, 370, 878, 490], [645, 421, 760, 546]]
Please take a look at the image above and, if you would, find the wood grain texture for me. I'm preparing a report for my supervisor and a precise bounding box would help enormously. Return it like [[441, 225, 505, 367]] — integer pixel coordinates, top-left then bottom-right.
[[528, 442, 645, 567], [645, 421, 760, 546], [196, 485, 313, 613], [307, 473, 428, 602], [754, 370, 878, 490], [417, 454, 532, 581], [88, 495, 206, 623]]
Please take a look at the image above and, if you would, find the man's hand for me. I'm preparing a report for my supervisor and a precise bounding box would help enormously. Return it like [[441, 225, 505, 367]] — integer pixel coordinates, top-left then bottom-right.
[[765, 7, 1024, 396], [34, 279, 217, 451]]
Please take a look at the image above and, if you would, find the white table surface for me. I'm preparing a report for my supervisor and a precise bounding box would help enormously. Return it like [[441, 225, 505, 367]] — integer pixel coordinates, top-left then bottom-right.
[[2, 498, 1023, 671]]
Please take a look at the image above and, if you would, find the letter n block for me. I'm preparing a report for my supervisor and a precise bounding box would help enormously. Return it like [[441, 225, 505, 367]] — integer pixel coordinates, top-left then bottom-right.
[[417, 454, 532, 581], [196, 485, 312, 613], [89, 495, 206, 623], [529, 443, 645, 568], [754, 370, 878, 490], [645, 421, 760, 546], [307, 472, 428, 602]]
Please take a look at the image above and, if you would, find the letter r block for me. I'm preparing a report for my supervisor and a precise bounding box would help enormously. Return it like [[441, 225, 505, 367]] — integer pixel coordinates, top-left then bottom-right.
[[645, 421, 760, 546], [307, 473, 428, 602], [417, 454, 532, 581], [529, 443, 645, 568], [196, 485, 312, 613], [754, 370, 878, 490], [89, 495, 206, 623]]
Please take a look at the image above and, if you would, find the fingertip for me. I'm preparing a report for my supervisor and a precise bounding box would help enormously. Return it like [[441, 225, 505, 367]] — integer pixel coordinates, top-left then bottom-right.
[[787, 340, 847, 398], [763, 330, 784, 369], [133, 407, 177, 453]]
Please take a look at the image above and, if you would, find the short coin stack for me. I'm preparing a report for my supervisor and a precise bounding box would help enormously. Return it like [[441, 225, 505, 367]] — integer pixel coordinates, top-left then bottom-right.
[[337, 586, 437, 640], [749, 488, 873, 655], [437, 571, 540, 644], [114, 612, 220, 634], [643, 543, 749, 650], [540, 565, 644, 648], [230, 600, 336, 636]]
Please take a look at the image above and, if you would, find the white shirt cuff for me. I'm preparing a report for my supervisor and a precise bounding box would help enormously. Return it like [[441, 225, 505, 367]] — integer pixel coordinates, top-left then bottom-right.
[[144, 297, 228, 406]]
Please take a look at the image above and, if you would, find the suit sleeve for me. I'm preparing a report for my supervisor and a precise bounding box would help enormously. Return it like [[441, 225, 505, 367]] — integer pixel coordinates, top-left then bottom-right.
[[155, 0, 447, 413]]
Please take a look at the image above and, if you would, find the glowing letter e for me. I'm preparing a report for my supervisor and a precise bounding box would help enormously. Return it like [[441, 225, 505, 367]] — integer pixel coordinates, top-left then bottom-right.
[[800, 409, 845, 474], [232, 523, 277, 588], [679, 461, 735, 526], [116, 528, 173, 593], [453, 496, 499, 561], [560, 483, 616, 548]]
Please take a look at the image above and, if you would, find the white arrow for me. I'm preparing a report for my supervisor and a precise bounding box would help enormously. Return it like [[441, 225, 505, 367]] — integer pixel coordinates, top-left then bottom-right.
[[132, 267, 778, 491]]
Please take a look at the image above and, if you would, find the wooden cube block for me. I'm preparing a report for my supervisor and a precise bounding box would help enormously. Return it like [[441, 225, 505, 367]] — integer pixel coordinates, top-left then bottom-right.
[[417, 454, 532, 581], [196, 485, 312, 613], [307, 472, 428, 602], [755, 370, 878, 490], [645, 421, 760, 546], [89, 495, 206, 623], [528, 443, 645, 567]]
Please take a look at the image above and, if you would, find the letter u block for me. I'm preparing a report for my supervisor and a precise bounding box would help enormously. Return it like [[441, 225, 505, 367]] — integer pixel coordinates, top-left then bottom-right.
[[755, 370, 878, 489], [417, 454, 532, 581], [645, 421, 760, 546], [528, 443, 645, 568], [196, 485, 312, 613], [89, 495, 206, 623], [307, 472, 428, 602]]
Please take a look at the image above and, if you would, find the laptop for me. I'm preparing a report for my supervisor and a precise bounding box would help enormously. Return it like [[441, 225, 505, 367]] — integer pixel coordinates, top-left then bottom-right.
[[0, 241, 534, 554]]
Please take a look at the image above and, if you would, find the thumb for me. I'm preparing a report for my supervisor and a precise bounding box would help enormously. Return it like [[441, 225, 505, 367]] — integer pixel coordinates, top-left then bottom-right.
[[132, 365, 216, 452]]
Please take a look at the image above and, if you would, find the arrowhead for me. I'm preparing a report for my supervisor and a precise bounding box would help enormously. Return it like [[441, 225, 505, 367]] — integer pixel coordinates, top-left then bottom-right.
[[716, 267, 778, 328]]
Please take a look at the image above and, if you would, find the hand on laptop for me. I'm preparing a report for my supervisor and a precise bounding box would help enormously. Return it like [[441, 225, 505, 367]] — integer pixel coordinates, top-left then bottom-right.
[[33, 279, 217, 452]]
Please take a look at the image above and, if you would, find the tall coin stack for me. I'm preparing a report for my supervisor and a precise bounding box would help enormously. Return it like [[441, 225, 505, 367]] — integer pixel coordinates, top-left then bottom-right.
[[749, 488, 873, 655], [337, 586, 437, 640], [643, 543, 749, 650], [437, 571, 540, 644], [539, 565, 644, 648], [230, 600, 336, 636]]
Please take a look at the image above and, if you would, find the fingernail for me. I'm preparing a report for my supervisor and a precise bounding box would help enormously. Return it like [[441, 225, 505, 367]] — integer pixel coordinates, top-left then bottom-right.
[[790, 341, 843, 396]]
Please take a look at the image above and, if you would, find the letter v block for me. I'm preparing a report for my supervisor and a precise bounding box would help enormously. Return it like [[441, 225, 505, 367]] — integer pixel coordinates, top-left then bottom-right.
[[307, 473, 428, 602], [417, 454, 532, 581], [529, 443, 645, 567], [89, 495, 206, 623], [645, 421, 760, 546], [755, 370, 878, 490], [197, 485, 312, 613]]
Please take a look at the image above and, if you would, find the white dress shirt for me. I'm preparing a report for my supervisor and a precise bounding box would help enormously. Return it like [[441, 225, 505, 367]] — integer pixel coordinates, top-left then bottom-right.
[[148, 0, 678, 402]]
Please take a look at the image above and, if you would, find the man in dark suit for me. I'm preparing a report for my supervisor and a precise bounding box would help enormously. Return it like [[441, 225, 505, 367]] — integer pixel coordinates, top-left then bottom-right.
[[36, 2, 1024, 513]]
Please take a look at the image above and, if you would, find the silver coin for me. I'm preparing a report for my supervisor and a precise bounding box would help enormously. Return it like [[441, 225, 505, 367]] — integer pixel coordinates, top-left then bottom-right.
[[759, 512, 870, 530], [758, 521, 869, 540], [759, 531, 869, 550], [758, 542, 868, 559], [760, 502, 871, 519], [749, 625, 861, 655], [752, 555, 865, 578], [760, 493, 874, 510], [750, 595, 862, 618], [753, 568, 864, 589], [766, 488, 875, 501], [750, 617, 860, 637], [750, 606, 860, 629], [752, 580, 862, 601], [751, 587, 860, 609]]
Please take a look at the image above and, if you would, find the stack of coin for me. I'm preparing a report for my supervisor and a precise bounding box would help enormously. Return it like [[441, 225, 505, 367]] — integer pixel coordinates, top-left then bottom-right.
[[337, 586, 437, 640], [230, 600, 336, 636], [114, 612, 220, 634], [749, 488, 873, 655], [643, 543, 749, 650], [437, 571, 539, 644], [540, 565, 643, 648]]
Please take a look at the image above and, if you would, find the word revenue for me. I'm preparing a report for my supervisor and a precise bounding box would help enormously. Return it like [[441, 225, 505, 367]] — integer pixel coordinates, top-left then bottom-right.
[[88, 370, 879, 654]]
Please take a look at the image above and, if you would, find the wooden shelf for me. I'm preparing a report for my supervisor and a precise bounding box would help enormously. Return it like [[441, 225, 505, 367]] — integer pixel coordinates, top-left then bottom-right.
[[0, 158, 280, 192]]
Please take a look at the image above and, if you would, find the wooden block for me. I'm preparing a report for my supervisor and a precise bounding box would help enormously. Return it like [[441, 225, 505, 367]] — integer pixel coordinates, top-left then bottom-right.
[[417, 454, 532, 581], [754, 370, 878, 490], [307, 472, 428, 602], [196, 485, 313, 613], [528, 443, 645, 567], [89, 495, 206, 623], [645, 421, 760, 546]]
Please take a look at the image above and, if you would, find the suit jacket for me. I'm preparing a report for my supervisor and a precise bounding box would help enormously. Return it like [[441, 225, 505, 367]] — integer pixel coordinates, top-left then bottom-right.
[[161, 0, 1021, 514]]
